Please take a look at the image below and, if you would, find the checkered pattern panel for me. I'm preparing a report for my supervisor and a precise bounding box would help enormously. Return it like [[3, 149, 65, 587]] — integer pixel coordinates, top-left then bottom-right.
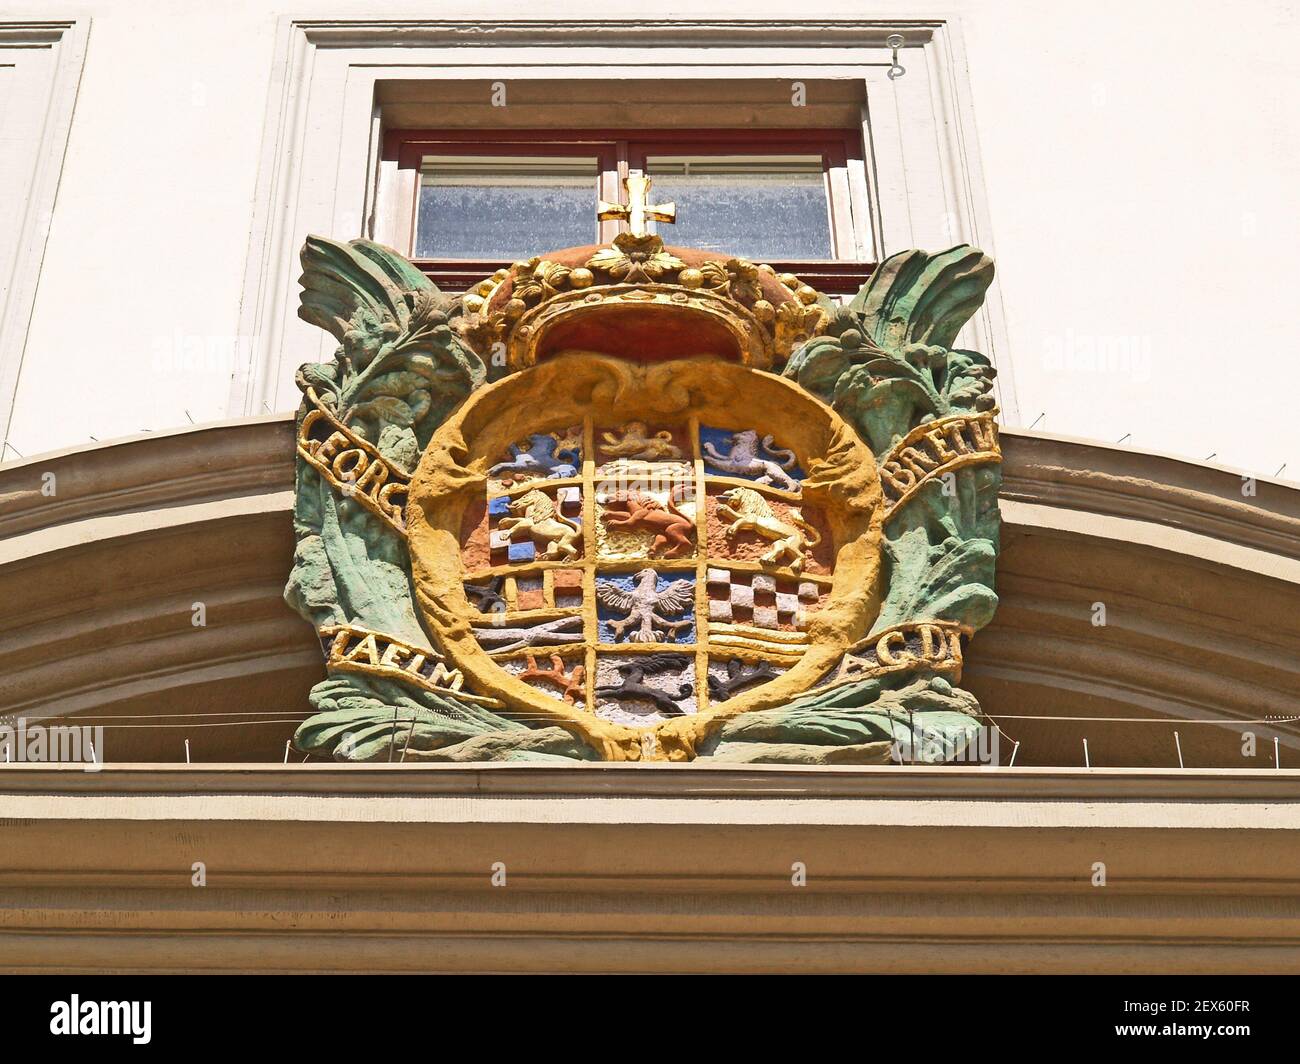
[[706, 568, 820, 629]]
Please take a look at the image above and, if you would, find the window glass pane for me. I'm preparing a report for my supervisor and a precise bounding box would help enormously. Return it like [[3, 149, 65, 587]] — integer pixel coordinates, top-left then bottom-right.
[[416, 156, 599, 259], [645, 155, 832, 259]]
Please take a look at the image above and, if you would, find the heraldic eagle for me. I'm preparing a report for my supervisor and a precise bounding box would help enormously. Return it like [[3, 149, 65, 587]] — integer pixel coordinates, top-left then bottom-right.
[[596, 568, 695, 643]]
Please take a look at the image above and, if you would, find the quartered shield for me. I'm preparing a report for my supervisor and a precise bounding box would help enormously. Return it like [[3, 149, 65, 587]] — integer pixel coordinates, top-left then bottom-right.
[[406, 354, 884, 761]]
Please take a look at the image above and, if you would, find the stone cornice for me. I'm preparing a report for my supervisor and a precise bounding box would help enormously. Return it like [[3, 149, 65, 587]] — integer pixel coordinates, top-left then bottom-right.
[[290, 18, 943, 50], [1, 761, 1298, 802], [0, 760, 1297, 973], [1001, 430, 1300, 562], [0, 22, 79, 45], [0, 415, 292, 542]]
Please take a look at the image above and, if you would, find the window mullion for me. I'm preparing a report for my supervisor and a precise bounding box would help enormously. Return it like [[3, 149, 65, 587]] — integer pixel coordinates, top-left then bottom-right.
[[825, 161, 856, 261]]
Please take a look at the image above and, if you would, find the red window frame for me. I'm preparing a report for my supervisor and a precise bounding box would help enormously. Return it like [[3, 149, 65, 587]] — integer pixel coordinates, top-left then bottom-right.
[[385, 128, 873, 294]]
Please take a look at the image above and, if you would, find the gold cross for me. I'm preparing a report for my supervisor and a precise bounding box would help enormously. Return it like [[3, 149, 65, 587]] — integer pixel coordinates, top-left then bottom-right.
[[597, 175, 676, 238]]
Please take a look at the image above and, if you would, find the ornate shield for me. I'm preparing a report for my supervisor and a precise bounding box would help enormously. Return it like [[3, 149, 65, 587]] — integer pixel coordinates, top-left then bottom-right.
[[405, 355, 882, 760]]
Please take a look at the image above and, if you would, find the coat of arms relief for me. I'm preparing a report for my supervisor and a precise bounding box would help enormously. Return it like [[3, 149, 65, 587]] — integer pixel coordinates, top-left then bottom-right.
[[285, 178, 1002, 763]]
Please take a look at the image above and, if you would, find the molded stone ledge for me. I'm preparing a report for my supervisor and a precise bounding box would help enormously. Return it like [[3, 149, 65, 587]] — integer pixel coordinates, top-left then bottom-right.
[[1, 760, 1299, 801], [0, 763, 1296, 973], [0, 415, 293, 539], [1000, 429, 1300, 561]]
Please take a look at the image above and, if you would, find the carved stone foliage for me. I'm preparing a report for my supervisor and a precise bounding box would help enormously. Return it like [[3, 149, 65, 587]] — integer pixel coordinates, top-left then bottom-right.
[[285, 235, 1002, 764]]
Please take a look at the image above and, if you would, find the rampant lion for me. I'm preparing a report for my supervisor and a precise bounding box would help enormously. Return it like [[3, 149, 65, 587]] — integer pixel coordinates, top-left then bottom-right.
[[717, 486, 821, 574], [600, 485, 694, 558], [702, 429, 800, 492], [599, 421, 683, 461], [499, 489, 583, 560]]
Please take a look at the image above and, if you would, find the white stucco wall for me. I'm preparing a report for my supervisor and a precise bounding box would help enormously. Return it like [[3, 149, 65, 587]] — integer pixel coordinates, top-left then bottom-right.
[[1, 0, 1297, 479]]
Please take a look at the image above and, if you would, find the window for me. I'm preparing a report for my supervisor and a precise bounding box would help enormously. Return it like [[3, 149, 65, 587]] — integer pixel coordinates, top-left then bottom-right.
[[416, 156, 602, 260], [642, 156, 832, 260], [389, 129, 871, 294]]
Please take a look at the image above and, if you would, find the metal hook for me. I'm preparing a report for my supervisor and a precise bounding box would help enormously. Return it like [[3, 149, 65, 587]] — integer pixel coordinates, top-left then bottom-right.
[[886, 33, 906, 80]]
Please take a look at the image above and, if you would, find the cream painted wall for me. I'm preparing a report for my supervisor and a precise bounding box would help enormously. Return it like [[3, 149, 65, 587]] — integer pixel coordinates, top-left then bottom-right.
[[1, 1, 1297, 479], [961, 0, 1300, 476]]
